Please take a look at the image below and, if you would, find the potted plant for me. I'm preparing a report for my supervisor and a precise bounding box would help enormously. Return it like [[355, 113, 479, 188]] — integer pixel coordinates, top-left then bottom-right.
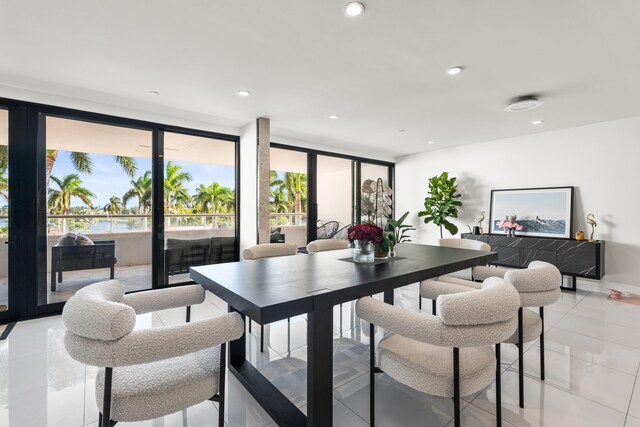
[[418, 172, 462, 238], [384, 211, 415, 257]]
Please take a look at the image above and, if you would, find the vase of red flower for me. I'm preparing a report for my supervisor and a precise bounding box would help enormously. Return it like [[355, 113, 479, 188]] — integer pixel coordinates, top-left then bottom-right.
[[347, 224, 383, 264]]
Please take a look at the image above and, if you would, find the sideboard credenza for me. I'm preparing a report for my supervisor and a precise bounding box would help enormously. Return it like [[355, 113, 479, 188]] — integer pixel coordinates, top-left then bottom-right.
[[461, 233, 605, 291]]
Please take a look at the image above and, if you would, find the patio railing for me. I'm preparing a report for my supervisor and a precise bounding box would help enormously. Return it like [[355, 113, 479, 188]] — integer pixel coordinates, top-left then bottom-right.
[[270, 212, 307, 227]]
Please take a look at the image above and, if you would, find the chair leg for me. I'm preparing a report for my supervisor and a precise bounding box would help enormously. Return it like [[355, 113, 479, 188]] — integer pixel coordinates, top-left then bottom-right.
[[103, 367, 113, 427], [540, 307, 545, 381], [496, 343, 502, 427], [432, 299, 437, 316], [248, 319, 252, 333], [370, 322, 375, 427], [219, 343, 226, 427], [518, 307, 524, 409], [339, 303, 343, 332], [453, 347, 461, 427], [260, 324, 264, 353], [186, 306, 191, 323], [110, 265, 115, 279], [419, 296, 422, 310], [50, 268, 56, 292]]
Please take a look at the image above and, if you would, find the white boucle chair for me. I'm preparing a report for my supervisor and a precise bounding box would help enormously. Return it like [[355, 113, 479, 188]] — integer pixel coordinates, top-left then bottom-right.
[[242, 243, 298, 352], [306, 238, 349, 253], [357, 277, 520, 427], [62, 280, 244, 427], [418, 238, 492, 313], [420, 261, 562, 409]]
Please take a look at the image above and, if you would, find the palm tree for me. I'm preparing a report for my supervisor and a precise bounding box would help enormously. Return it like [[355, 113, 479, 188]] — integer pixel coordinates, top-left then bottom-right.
[[48, 174, 95, 233], [283, 172, 307, 223], [123, 171, 152, 214], [103, 196, 123, 214], [45, 150, 137, 189], [164, 161, 192, 213], [193, 182, 234, 226], [0, 166, 8, 202]]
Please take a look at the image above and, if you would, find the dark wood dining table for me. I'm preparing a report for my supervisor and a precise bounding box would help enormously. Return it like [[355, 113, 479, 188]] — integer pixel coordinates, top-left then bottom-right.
[[190, 243, 498, 427]]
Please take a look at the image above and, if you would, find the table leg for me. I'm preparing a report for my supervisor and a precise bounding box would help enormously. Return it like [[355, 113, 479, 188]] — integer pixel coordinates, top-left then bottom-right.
[[307, 296, 333, 427], [384, 289, 394, 305], [228, 306, 245, 366]]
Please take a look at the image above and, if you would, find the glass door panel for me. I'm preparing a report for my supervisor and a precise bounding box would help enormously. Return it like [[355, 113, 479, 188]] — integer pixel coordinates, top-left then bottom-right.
[[360, 163, 392, 225], [163, 132, 238, 286], [269, 148, 308, 248], [317, 155, 354, 239], [43, 117, 152, 305]]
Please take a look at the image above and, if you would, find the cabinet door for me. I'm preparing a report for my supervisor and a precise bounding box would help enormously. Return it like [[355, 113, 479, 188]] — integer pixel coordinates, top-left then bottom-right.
[[520, 249, 556, 266]]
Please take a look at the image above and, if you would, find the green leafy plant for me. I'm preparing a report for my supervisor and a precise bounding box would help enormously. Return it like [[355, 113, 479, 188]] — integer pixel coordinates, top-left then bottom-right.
[[418, 172, 462, 238], [384, 211, 415, 251]]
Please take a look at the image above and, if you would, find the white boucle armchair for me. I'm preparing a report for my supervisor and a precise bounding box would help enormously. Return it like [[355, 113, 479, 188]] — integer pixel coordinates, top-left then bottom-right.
[[418, 238, 492, 312], [62, 280, 244, 427], [420, 260, 561, 409], [357, 277, 520, 427]]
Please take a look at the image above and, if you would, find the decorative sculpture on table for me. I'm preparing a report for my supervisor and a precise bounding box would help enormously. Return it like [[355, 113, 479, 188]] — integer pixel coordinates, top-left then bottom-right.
[[586, 213, 597, 242], [477, 211, 485, 234], [498, 214, 524, 237], [361, 178, 393, 258]]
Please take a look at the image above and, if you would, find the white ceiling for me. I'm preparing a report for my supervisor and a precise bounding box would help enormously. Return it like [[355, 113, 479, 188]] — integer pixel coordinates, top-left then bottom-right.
[[1, 1, 640, 158]]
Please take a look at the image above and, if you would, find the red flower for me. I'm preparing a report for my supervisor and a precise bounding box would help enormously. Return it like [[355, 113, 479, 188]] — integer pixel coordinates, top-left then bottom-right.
[[347, 223, 383, 244]]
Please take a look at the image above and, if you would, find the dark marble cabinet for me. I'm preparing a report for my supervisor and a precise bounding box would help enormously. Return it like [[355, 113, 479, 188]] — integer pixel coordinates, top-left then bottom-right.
[[461, 233, 605, 290]]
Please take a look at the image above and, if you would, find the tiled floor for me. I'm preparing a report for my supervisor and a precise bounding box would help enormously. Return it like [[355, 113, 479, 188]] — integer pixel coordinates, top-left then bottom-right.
[[1, 284, 640, 426]]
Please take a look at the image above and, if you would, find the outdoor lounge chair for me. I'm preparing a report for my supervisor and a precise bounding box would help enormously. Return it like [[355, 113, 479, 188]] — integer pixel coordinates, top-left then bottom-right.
[[316, 221, 339, 239], [51, 239, 117, 292], [164, 238, 211, 285]]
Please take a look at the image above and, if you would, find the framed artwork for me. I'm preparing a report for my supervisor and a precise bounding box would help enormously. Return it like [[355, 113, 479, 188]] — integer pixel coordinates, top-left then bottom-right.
[[489, 186, 574, 238]]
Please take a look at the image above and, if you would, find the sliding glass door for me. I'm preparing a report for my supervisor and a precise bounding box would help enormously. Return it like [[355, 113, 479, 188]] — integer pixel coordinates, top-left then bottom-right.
[[0, 108, 8, 321], [316, 155, 355, 240]]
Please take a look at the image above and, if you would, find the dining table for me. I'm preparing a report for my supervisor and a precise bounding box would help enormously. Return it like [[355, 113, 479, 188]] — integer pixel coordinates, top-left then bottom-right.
[[190, 242, 498, 427]]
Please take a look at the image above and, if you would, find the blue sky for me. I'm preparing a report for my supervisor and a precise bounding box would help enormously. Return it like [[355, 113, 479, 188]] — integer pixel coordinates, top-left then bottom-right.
[[50, 151, 236, 208], [493, 191, 569, 220]]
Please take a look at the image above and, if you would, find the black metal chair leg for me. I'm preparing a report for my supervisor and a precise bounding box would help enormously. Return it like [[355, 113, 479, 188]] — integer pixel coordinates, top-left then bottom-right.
[[186, 305, 191, 323], [260, 324, 264, 352], [496, 343, 502, 427], [540, 306, 545, 381], [453, 347, 461, 427], [219, 343, 226, 427], [370, 322, 375, 427], [518, 307, 524, 408], [419, 296, 422, 310], [103, 367, 113, 427], [248, 319, 252, 333], [432, 299, 437, 316]]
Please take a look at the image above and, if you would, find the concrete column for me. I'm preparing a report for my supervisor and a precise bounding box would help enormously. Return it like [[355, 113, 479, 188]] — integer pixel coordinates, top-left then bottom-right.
[[257, 117, 271, 244]]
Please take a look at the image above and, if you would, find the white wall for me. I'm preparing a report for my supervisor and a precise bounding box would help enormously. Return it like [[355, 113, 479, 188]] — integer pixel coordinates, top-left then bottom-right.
[[396, 116, 640, 293]]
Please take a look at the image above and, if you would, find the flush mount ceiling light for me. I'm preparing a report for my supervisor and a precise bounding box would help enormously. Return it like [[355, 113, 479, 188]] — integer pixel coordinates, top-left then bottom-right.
[[504, 96, 543, 112], [532, 120, 544, 125], [237, 90, 251, 97], [427, 140, 435, 144], [344, 2, 365, 17], [447, 66, 463, 75], [328, 114, 339, 119], [149, 91, 159, 96]]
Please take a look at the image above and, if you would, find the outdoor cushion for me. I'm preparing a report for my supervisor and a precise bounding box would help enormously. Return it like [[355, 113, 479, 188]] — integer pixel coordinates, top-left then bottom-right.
[[57, 232, 79, 246], [76, 234, 95, 245]]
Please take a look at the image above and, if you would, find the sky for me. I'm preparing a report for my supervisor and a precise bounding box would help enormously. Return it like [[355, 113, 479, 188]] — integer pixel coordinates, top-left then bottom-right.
[[492, 190, 569, 221], [50, 151, 236, 208]]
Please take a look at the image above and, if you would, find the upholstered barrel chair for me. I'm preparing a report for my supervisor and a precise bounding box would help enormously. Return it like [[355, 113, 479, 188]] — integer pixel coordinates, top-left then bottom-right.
[[306, 239, 349, 253], [420, 261, 561, 408], [419, 238, 491, 312], [357, 277, 520, 427], [63, 280, 244, 427], [242, 243, 298, 352]]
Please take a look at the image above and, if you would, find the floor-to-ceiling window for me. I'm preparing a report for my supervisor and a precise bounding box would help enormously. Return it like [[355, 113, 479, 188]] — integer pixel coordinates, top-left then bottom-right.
[[317, 155, 354, 239], [163, 131, 238, 285], [0, 97, 239, 322]]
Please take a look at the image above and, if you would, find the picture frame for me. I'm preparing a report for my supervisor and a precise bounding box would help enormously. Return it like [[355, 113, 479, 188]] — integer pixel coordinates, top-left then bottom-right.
[[489, 186, 574, 239]]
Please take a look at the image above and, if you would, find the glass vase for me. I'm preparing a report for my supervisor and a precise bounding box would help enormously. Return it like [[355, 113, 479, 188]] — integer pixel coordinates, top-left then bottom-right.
[[353, 240, 375, 264]]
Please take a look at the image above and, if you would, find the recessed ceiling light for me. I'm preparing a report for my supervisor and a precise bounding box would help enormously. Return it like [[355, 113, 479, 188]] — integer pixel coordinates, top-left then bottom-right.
[[237, 90, 251, 97], [504, 96, 543, 112], [447, 66, 463, 75], [427, 140, 435, 144], [532, 120, 544, 125], [399, 129, 406, 133], [344, 2, 365, 17], [328, 114, 339, 119], [149, 91, 159, 96]]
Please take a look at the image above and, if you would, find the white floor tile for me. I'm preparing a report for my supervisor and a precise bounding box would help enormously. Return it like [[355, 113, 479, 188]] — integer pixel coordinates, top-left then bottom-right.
[[629, 378, 640, 418], [627, 415, 640, 427]]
